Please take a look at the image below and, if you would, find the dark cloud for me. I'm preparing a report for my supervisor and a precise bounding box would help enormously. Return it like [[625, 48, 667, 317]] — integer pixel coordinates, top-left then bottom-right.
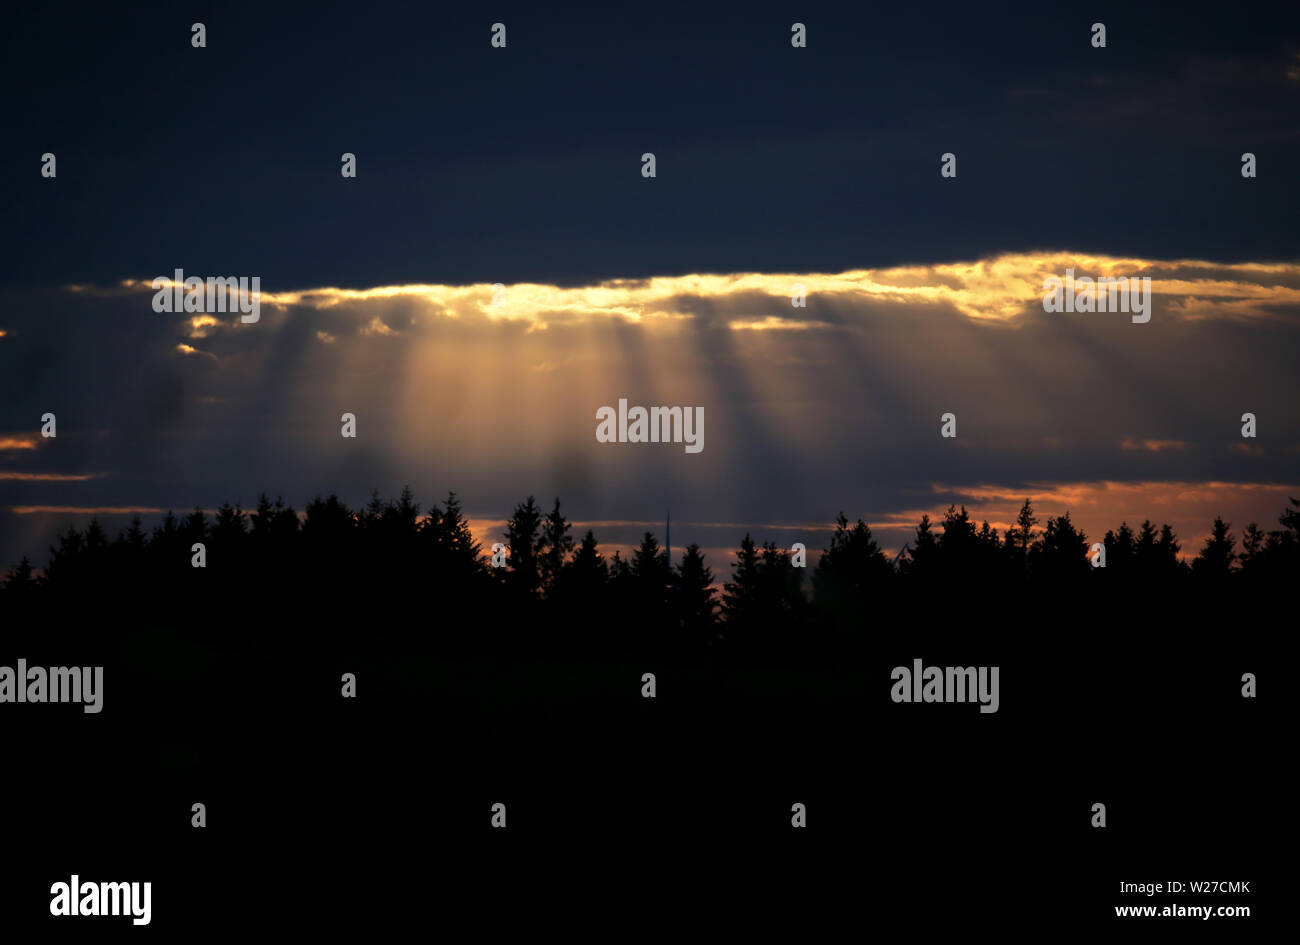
[[2, 2, 1298, 291]]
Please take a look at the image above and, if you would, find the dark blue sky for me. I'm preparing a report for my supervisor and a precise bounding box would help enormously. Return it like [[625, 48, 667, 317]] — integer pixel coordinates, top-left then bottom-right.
[[3, 1, 1298, 290]]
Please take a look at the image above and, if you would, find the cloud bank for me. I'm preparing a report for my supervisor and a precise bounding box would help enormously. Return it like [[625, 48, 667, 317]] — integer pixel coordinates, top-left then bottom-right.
[[2, 252, 1297, 568]]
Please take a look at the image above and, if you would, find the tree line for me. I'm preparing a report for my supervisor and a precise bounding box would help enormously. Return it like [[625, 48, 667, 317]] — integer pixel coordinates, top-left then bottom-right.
[[5, 491, 1298, 645]]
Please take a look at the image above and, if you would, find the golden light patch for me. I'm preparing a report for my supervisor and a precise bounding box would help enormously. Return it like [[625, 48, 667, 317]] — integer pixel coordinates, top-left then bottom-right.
[[728, 316, 821, 331], [82, 253, 1300, 339], [189, 315, 219, 338]]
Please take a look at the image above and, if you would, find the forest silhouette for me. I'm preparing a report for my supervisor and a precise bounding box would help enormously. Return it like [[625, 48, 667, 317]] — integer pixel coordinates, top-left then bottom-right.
[[2, 488, 1284, 867], [5, 489, 1297, 667]]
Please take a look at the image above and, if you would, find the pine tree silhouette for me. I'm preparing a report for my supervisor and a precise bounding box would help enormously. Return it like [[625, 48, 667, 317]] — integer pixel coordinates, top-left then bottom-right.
[[1004, 498, 1037, 572], [1193, 516, 1235, 576], [813, 513, 892, 625], [722, 534, 762, 631], [1239, 522, 1265, 571], [3, 556, 36, 593], [538, 498, 574, 598], [674, 543, 716, 643], [502, 495, 544, 600], [1034, 511, 1089, 579]]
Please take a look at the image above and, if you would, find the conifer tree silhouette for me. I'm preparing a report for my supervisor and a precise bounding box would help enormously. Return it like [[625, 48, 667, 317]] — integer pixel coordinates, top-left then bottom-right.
[[674, 543, 716, 642], [1134, 520, 1160, 574], [3, 556, 35, 593], [722, 534, 762, 630], [538, 498, 574, 597], [1239, 522, 1265, 571], [502, 495, 544, 600], [45, 523, 87, 586], [609, 550, 631, 585], [757, 540, 802, 621], [902, 514, 938, 580], [938, 505, 977, 578], [1003, 499, 1037, 573], [627, 531, 669, 641], [813, 513, 891, 625], [1034, 511, 1090, 579], [556, 529, 609, 642], [1157, 524, 1183, 576], [1102, 522, 1136, 574], [1193, 517, 1235, 576], [974, 520, 1003, 581], [429, 492, 483, 579], [567, 528, 607, 579]]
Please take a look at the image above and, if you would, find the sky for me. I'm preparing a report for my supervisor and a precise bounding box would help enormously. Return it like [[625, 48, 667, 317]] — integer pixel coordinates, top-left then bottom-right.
[[2, 1, 1298, 572]]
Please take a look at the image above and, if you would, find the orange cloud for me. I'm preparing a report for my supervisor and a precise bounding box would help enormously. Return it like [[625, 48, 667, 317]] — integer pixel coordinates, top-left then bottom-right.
[[0, 472, 104, 481], [1120, 436, 1189, 452], [175, 343, 217, 359], [8, 505, 167, 515]]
